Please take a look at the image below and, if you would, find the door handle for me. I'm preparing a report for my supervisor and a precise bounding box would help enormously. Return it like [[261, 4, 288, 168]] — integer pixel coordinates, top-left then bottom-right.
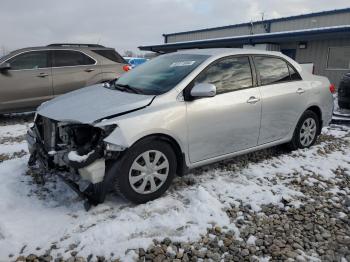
[[247, 96, 260, 104], [37, 73, 49, 78], [85, 68, 95, 72], [296, 88, 305, 94]]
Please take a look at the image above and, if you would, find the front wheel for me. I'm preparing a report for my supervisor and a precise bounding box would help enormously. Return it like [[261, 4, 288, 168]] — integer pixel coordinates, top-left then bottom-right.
[[288, 110, 320, 150], [108, 139, 177, 204]]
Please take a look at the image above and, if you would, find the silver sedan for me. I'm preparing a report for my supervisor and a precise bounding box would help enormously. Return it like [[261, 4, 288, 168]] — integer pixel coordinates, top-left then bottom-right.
[[27, 48, 334, 207]]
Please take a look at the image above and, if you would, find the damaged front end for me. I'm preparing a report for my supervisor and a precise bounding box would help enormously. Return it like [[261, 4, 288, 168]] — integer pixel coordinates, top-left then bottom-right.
[[26, 114, 123, 210]]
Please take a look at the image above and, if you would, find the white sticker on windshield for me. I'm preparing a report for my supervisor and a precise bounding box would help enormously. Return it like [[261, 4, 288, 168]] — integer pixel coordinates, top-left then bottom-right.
[[170, 61, 196, 67]]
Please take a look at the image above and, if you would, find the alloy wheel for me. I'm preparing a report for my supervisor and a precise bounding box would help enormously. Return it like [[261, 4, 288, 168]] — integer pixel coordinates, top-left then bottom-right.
[[128, 150, 169, 194], [299, 117, 317, 147]]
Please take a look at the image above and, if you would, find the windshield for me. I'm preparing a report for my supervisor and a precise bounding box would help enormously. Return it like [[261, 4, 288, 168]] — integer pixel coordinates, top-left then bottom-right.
[[114, 54, 209, 95]]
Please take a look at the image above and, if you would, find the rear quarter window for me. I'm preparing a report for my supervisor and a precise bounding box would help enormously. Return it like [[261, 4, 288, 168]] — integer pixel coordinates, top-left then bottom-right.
[[92, 49, 126, 64]]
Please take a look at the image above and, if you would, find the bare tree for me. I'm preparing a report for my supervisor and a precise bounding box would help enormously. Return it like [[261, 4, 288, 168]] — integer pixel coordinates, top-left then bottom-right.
[[1, 45, 10, 56], [124, 50, 135, 57]]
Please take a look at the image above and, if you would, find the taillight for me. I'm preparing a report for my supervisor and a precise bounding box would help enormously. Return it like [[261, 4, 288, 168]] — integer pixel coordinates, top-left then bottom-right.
[[123, 65, 131, 72], [329, 84, 336, 94]]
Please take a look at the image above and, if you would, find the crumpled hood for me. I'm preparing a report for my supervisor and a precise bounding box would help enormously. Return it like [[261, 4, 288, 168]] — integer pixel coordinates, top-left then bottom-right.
[[37, 84, 155, 124]]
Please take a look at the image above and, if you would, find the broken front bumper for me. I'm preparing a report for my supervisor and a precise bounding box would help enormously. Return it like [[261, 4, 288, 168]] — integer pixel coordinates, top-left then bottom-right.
[[26, 125, 107, 185], [26, 125, 110, 210]]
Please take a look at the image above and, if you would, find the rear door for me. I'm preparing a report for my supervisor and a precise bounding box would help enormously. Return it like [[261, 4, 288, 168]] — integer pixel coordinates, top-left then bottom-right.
[[0, 50, 52, 112], [51, 50, 101, 96], [253, 56, 307, 144]]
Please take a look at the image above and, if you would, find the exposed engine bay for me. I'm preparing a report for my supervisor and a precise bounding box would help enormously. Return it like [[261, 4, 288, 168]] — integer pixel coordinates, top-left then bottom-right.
[[27, 114, 121, 210]]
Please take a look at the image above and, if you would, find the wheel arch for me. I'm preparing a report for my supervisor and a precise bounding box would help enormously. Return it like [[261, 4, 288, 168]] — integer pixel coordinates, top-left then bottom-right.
[[130, 133, 188, 177], [305, 105, 322, 134]]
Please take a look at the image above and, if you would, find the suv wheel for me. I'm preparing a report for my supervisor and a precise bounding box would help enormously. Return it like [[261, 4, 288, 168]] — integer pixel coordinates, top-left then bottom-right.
[[288, 110, 320, 150], [109, 139, 177, 204]]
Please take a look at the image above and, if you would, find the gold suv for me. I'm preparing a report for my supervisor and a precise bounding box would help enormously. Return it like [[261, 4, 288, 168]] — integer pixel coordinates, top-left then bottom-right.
[[0, 43, 128, 114]]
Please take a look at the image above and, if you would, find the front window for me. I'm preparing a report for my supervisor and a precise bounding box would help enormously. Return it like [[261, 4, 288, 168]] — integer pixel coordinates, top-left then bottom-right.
[[8, 51, 49, 70], [194, 56, 253, 94], [114, 54, 209, 95]]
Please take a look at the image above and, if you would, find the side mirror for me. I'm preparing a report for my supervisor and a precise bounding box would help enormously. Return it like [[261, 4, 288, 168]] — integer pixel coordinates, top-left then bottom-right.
[[191, 83, 216, 98], [0, 62, 11, 71]]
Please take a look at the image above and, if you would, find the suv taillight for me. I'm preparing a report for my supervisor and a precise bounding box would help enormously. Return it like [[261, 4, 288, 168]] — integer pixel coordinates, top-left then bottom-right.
[[123, 65, 131, 72], [329, 84, 336, 94]]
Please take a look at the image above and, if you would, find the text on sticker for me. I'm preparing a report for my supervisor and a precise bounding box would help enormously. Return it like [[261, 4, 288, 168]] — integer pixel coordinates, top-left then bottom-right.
[[170, 61, 196, 67]]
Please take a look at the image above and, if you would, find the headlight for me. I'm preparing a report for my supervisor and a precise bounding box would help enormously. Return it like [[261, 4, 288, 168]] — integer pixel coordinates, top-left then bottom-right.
[[99, 124, 118, 137], [105, 142, 126, 151]]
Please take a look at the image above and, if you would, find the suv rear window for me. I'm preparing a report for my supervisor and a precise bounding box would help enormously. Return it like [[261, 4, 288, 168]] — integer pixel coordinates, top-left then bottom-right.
[[52, 50, 95, 67], [92, 49, 126, 64]]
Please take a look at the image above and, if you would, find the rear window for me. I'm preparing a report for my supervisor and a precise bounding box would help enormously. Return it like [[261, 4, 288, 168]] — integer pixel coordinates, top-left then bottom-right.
[[254, 56, 298, 85], [53, 50, 95, 67], [92, 49, 126, 64]]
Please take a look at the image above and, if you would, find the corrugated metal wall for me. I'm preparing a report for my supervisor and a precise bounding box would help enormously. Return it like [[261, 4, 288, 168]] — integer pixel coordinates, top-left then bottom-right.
[[166, 11, 350, 43], [271, 12, 350, 32], [294, 39, 350, 87]]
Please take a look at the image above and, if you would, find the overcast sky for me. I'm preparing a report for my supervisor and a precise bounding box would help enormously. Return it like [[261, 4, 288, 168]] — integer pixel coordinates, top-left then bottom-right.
[[1, 0, 349, 55]]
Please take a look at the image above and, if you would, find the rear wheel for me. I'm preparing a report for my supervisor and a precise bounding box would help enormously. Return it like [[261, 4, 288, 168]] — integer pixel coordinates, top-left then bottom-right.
[[288, 110, 320, 150], [108, 139, 177, 204]]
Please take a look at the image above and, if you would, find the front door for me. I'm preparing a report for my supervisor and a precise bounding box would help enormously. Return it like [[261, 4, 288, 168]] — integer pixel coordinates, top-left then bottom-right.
[[0, 50, 52, 112], [186, 56, 262, 163]]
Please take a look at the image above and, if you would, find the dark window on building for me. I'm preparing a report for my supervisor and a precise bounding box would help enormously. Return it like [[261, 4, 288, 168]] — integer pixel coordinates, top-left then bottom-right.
[[195, 56, 253, 94], [254, 56, 291, 85], [52, 50, 95, 67], [288, 64, 302, 80], [92, 49, 126, 64], [8, 51, 49, 70], [327, 47, 350, 69]]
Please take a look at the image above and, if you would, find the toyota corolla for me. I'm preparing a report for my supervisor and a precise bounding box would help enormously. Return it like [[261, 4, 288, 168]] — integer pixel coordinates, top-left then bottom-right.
[[26, 49, 334, 208]]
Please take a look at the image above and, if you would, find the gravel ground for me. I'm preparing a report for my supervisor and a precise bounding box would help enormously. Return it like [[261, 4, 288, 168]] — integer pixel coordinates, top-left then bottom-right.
[[1, 114, 349, 262]]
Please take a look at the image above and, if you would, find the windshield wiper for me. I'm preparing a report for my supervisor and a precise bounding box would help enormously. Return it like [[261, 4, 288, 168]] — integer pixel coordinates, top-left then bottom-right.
[[115, 84, 144, 94]]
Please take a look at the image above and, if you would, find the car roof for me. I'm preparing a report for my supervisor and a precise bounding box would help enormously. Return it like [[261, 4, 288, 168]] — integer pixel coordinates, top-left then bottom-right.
[[10, 45, 113, 52], [173, 48, 283, 57], [0, 45, 115, 63], [170, 48, 302, 72]]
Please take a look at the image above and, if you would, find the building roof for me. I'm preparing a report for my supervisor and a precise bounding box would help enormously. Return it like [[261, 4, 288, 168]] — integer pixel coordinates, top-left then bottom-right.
[[162, 7, 350, 37], [139, 25, 350, 52]]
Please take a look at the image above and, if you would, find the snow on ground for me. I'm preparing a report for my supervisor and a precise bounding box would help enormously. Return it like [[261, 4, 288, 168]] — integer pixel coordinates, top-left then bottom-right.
[[0, 142, 28, 154], [0, 121, 349, 261], [0, 123, 30, 138]]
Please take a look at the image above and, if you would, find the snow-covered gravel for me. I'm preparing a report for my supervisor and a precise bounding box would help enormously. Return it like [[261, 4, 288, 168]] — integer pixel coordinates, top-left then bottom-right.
[[0, 115, 349, 262]]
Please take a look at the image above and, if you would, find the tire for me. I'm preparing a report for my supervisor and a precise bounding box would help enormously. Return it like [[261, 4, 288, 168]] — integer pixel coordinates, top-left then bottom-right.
[[107, 138, 177, 204], [288, 110, 320, 150]]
